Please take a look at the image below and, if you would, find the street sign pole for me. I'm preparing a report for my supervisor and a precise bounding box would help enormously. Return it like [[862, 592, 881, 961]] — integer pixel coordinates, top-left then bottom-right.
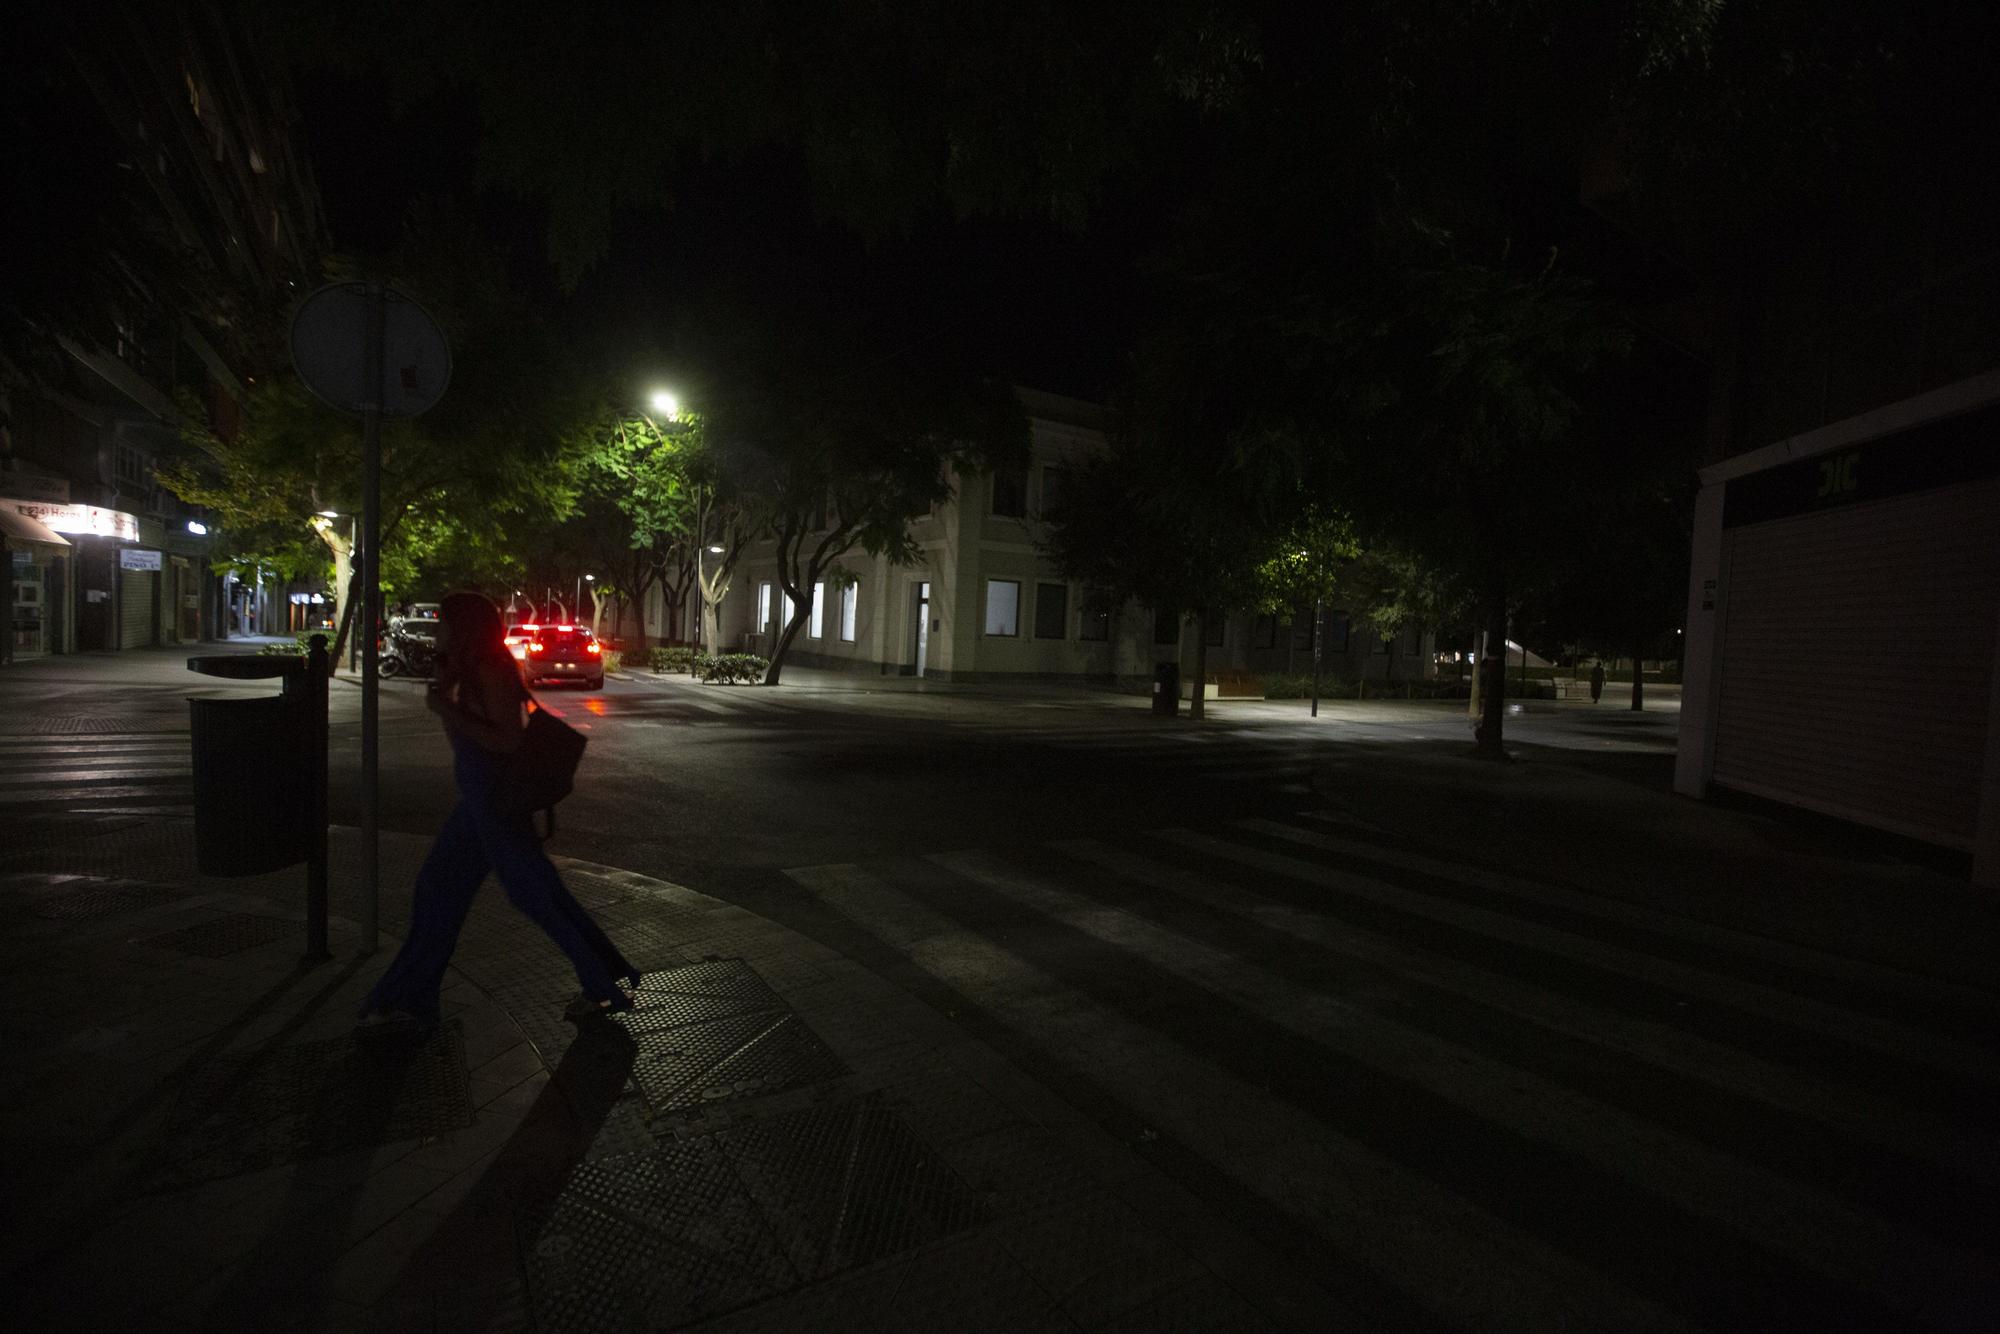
[[359, 283, 384, 954], [290, 279, 450, 960]]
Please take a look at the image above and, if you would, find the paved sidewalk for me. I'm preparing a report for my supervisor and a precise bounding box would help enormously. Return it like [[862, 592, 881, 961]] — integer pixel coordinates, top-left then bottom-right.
[[0, 814, 1306, 1332]]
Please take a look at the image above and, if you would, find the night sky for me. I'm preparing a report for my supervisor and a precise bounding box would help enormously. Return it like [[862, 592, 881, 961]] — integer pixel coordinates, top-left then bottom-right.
[[293, 67, 1146, 405]]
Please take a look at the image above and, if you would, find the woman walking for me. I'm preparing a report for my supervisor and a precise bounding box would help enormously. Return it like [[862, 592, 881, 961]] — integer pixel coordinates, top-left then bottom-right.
[[361, 591, 637, 1026]]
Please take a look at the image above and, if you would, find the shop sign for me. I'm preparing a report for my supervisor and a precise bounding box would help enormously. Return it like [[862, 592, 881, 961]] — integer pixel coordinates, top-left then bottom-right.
[[3, 499, 141, 542], [6, 475, 70, 504], [119, 548, 163, 571]]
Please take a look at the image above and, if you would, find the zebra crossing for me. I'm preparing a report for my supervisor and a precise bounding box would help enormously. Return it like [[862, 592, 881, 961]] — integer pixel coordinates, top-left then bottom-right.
[[0, 731, 193, 816], [781, 813, 2000, 1331]]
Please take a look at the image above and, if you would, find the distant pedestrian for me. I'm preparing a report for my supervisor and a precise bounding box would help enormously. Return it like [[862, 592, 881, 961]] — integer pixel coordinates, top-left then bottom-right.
[[360, 591, 637, 1027], [1589, 662, 1605, 704]]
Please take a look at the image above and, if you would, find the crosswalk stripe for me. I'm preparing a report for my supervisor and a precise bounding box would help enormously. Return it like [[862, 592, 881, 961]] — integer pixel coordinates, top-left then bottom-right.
[[783, 860, 1699, 1334], [1051, 836, 1997, 1176], [0, 785, 190, 805], [1266, 815, 1998, 1013], [0, 768, 187, 786], [930, 847, 1988, 1324], [1159, 827, 2000, 1086]]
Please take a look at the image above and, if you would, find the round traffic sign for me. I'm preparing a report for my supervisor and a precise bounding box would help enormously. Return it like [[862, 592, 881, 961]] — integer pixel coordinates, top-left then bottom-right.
[[289, 282, 452, 417]]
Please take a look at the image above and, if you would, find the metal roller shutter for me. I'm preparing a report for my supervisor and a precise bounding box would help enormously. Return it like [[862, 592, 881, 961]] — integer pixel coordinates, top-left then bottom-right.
[[120, 566, 158, 649], [1712, 478, 2000, 848]]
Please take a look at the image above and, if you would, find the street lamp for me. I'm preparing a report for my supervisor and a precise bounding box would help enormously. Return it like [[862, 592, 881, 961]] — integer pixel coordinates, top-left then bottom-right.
[[576, 571, 595, 620], [648, 390, 679, 420]]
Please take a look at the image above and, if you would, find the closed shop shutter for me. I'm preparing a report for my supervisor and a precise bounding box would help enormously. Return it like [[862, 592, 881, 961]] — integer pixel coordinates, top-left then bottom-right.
[[1713, 478, 2000, 848], [120, 566, 158, 649]]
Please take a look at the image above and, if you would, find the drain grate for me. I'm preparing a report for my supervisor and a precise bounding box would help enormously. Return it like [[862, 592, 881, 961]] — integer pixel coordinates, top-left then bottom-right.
[[620, 959, 846, 1115], [135, 911, 298, 956], [158, 1022, 473, 1185], [524, 1094, 986, 1331]]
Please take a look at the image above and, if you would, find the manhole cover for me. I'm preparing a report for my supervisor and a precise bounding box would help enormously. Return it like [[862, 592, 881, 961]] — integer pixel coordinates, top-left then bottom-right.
[[158, 1022, 474, 1185], [135, 912, 298, 956], [523, 1094, 984, 1330], [621, 960, 846, 1115]]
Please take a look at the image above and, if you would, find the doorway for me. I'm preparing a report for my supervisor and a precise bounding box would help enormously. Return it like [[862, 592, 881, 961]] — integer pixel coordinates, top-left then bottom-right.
[[909, 580, 930, 677]]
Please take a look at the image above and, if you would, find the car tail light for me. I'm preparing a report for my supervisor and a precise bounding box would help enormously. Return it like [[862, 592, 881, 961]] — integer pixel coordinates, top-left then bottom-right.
[[528, 641, 545, 654], [585, 642, 601, 655]]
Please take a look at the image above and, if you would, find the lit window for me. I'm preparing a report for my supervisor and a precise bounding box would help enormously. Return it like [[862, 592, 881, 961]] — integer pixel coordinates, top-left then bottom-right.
[[839, 582, 858, 642], [984, 580, 1020, 636], [809, 582, 825, 638], [757, 583, 771, 633]]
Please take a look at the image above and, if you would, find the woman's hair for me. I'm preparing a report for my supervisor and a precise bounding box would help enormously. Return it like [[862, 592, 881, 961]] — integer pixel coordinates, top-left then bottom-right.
[[436, 591, 517, 694]]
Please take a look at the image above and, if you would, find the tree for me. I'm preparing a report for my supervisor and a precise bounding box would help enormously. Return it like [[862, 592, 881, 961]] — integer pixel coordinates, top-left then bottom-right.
[[557, 410, 701, 650], [161, 202, 587, 661]]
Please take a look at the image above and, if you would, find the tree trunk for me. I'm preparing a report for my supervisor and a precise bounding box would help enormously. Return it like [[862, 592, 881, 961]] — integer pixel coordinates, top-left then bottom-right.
[[763, 605, 810, 684], [1630, 636, 1646, 712], [1189, 611, 1209, 721], [1475, 583, 1508, 756], [1310, 598, 1322, 718]]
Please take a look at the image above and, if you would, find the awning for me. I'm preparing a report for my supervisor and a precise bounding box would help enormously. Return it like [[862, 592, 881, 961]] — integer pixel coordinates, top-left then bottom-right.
[[0, 506, 72, 548]]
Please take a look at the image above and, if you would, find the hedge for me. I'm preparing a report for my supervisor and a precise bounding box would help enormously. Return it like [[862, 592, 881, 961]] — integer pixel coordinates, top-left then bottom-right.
[[695, 653, 769, 685], [646, 645, 700, 674]]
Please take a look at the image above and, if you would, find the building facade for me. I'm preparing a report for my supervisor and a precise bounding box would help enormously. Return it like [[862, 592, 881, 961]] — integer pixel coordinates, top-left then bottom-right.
[[1675, 134, 2000, 885], [688, 390, 1435, 686], [1, 4, 324, 663]]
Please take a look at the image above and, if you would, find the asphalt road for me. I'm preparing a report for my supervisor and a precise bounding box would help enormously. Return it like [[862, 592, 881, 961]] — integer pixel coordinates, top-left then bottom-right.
[[6, 649, 1997, 1331]]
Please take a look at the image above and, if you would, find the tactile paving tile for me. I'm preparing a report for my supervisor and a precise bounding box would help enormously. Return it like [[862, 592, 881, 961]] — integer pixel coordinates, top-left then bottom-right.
[[4, 715, 161, 735], [156, 1021, 474, 1185], [523, 1093, 988, 1331], [134, 911, 299, 957], [524, 1135, 800, 1332], [726, 1093, 991, 1277], [24, 879, 178, 920], [620, 959, 847, 1115]]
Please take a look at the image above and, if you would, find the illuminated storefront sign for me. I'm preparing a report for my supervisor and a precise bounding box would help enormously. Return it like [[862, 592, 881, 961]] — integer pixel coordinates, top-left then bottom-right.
[[2, 499, 141, 542]]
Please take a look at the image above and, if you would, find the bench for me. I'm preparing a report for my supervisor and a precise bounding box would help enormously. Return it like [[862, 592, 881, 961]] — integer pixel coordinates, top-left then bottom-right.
[[1182, 669, 1265, 701]]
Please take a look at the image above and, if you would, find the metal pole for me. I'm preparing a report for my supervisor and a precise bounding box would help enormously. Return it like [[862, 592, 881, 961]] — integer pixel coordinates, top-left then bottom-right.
[[359, 284, 384, 953], [303, 634, 331, 962], [1310, 596, 1322, 718]]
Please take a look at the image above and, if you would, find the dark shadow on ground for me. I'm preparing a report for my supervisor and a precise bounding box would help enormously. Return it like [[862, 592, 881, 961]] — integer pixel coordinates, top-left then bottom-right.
[[371, 1019, 638, 1330]]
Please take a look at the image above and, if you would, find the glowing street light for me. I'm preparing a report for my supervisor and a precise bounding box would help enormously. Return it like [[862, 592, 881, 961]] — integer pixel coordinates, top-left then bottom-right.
[[648, 390, 679, 420]]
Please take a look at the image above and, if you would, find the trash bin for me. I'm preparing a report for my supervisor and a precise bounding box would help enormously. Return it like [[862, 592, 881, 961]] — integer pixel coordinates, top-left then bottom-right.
[[1152, 660, 1180, 717], [186, 652, 321, 877]]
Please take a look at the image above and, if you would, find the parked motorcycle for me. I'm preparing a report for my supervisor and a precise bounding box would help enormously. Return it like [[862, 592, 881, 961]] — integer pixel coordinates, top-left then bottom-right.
[[378, 623, 439, 679]]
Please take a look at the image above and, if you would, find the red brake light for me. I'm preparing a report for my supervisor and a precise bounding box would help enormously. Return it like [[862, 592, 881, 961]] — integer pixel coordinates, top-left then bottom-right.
[[528, 641, 545, 654], [585, 641, 601, 655]]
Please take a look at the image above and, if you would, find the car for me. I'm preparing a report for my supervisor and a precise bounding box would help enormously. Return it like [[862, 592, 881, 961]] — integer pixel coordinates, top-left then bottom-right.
[[390, 602, 441, 630], [505, 623, 604, 689]]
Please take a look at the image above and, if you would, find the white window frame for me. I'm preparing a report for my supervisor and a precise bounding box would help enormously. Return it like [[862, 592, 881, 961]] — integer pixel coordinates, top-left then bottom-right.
[[757, 582, 772, 634], [808, 581, 825, 638], [984, 579, 1021, 637], [839, 582, 858, 642]]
